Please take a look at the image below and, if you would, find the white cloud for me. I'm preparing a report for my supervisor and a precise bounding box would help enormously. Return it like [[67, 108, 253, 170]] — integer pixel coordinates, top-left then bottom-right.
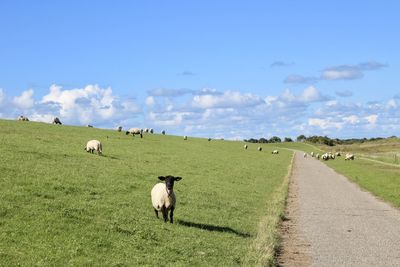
[[365, 114, 378, 124], [308, 118, 343, 129], [145, 96, 155, 106], [13, 89, 34, 109], [343, 115, 360, 124], [321, 69, 362, 80], [387, 99, 397, 109], [0, 89, 4, 106], [191, 91, 264, 109]]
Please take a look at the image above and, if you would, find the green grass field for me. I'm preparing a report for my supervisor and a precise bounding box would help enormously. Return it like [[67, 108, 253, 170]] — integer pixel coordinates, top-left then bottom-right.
[[275, 142, 400, 208], [0, 120, 292, 266]]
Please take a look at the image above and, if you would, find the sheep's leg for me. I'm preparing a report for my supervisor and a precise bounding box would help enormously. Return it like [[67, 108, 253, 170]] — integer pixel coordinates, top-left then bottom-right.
[[154, 209, 159, 218], [169, 206, 174, 224], [161, 206, 168, 222]]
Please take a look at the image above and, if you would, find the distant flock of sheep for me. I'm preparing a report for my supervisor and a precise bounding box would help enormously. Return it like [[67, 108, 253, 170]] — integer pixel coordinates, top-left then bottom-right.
[[306, 151, 355, 161]]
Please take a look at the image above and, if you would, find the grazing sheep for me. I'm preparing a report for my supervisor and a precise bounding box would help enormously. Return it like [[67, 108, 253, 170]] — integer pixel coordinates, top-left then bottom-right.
[[322, 153, 330, 161], [151, 175, 182, 223], [117, 126, 123, 132], [316, 153, 320, 160], [303, 153, 307, 158], [17, 115, 29, 121], [52, 117, 62, 125], [345, 154, 355, 160], [161, 130, 166, 135], [244, 144, 248, 149], [87, 124, 93, 128], [311, 152, 314, 157], [144, 128, 149, 133], [272, 150, 279, 154], [126, 128, 143, 138], [150, 128, 154, 134], [335, 152, 341, 157], [258, 147, 262, 151], [183, 135, 187, 140], [84, 140, 102, 155]]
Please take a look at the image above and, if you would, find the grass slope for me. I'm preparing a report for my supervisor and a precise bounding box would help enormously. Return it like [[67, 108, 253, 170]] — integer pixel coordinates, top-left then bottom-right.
[[0, 120, 292, 266], [275, 142, 400, 208]]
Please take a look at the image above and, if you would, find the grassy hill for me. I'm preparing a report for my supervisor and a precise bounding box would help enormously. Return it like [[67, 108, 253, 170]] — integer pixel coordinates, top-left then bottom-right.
[[275, 141, 400, 208], [0, 119, 292, 266]]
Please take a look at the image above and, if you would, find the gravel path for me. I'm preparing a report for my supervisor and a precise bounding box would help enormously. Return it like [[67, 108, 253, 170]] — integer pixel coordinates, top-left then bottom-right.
[[279, 152, 400, 267]]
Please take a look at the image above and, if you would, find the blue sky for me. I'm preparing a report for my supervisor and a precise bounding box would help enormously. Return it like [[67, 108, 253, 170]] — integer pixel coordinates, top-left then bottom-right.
[[0, 1, 399, 139]]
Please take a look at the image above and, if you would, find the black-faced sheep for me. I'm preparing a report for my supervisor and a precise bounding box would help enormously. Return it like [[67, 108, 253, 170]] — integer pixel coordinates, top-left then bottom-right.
[[126, 128, 143, 138], [258, 147, 262, 151], [208, 138, 212, 141], [84, 140, 102, 155], [151, 175, 182, 223], [272, 150, 279, 154], [87, 124, 93, 128], [150, 128, 154, 134], [335, 152, 341, 157], [244, 144, 248, 149], [161, 130, 166, 135], [117, 126, 123, 132], [52, 117, 62, 125], [183, 135, 187, 140]]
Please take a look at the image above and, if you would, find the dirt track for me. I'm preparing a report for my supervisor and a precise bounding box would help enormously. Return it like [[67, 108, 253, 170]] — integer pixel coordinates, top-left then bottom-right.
[[279, 152, 400, 266]]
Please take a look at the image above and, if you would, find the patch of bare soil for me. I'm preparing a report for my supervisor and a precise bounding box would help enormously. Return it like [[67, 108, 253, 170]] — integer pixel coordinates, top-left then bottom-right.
[[277, 163, 311, 267]]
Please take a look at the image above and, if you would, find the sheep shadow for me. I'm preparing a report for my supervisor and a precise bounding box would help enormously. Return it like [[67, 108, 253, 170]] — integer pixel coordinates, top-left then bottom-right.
[[176, 219, 251, 238]]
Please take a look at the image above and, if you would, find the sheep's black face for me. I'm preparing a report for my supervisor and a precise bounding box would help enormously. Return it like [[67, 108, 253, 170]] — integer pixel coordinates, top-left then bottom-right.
[[158, 175, 182, 190]]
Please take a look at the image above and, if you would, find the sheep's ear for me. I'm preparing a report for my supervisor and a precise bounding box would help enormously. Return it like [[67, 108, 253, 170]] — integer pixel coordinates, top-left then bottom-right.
[[174, 177, 182, 181], [158, 176, 166, 181]]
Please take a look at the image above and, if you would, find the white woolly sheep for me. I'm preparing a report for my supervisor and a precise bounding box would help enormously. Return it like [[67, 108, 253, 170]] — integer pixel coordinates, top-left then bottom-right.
[[144, 128, 149, 133], [335, 152, 341, 156], [345, 154, 355, 160], [272, 150, 279, 154], [316, 153, 320, 159], [150, 128, 154, 134], [258, 147, 262, 151], [126, 127, 143, 138], [244, 144, 248, 149], [151, 175, 182, 223], [311, 152, 314, 157], [303, 153, 307, 158], [84, 140, 102, 155], [52, 117, 62, 125], [183, 135, 187, 140]]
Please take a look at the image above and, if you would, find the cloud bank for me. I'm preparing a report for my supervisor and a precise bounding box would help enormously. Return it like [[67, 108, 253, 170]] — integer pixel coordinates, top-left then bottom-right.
[[0, 84, 399, 140]]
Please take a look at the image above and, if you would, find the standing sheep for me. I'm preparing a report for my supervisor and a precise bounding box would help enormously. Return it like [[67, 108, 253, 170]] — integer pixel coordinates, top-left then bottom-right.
[[244, 144, 248, 149], [272, 150, 279, 154], [117, 126, 123, 132], [126, 128, 143, 138], [345, 154, 355, 160], [150, 128, 154, 134], [303, 153, 307, 158], [183, 135, 187, 140], [258, 147, 262, 151], [311, 152, 314, 157], [84, 140, 102, 155], [17, 115, 29, 121], [87, 124, 93, 128], [151, 175, 182, 223], [52, 117, 62, 125], [161, 130, 166, 135]]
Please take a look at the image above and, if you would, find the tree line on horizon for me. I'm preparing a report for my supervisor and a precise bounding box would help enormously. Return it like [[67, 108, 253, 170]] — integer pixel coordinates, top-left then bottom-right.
[[244, 135, 398, 146]]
